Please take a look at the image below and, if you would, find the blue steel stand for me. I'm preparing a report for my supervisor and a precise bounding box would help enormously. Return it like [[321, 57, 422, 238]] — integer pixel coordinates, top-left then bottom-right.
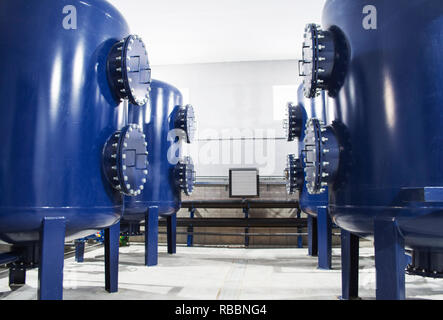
[[340, 230, 360, 300], [187, 207, 195, 247], [374, 219, 405, 300], [9, 246, 37, 290], [75, 240, 85, 263], [167, 213, 177, 254], [243, 205, 250, 247], [145, 206, 159, 266], [296, 209, 303, 248], [317, 206, 332, 269], [38, 217, 66, 300], [307, 215, 318, 256], [9, 266, 26, 289], [104, 222, 120, 293]]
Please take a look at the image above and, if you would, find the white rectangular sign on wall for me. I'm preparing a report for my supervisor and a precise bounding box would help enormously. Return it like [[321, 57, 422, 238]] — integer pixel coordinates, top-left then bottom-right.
[[229, 168, 259, 198]]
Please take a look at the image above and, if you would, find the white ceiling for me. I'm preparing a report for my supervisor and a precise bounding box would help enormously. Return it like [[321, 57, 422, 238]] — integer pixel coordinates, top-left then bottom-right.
[[107, 0, 326, 66]]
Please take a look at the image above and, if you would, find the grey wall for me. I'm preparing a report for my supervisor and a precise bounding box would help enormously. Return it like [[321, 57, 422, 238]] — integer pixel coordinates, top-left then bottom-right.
[[149, 60, 311, 247], [152, 60, 301, 177]]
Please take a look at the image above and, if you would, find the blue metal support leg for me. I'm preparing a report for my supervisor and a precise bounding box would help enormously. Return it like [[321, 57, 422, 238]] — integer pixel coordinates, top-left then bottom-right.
[[243, 206, 250, 247], [145, 206, 159, 266], [374, 219, 405, 300], [9, 245, 36, 290], [317, 206, 332, 270], [341, 230, 359, 300], [38, 217, 66, 300], [405, 253, 412, 267], [167, 213, 177, 254], [297, 209, 303, 248], [187, 207, 195, 247], [75, 240, 85, 263], [9, 267, 26, 289], [308, 215, 318, 256], [104, 221, 120, 293]]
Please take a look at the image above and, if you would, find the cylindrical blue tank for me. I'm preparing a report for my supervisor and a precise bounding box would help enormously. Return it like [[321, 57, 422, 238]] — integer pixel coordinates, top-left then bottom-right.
[[319, 0, 443, 253], [0, 0, 134, 243], [284, 85, 328, 216], [124, 79, 195, 222], [300, 89, 329, 216]]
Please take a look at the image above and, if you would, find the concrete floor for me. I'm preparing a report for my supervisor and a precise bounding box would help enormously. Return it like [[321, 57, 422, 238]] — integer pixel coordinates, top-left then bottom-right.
[[1, 244, 443, 300]]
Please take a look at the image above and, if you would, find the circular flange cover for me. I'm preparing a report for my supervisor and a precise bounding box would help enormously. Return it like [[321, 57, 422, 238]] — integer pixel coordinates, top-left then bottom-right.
[[175, 156, 196, 196], [283, 102, 304, 142], [103, 124, 149, 196], [284, 154, 304, 195], [303, 118, 339, 195], [107, 35, 151, 106], [300, 24, 335, 98], [174, 104, 197, 144]]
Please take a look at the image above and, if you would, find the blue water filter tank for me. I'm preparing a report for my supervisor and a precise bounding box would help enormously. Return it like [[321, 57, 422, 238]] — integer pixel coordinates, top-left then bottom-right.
[[0, 0, 151, 244], [284, 85, 329, 216], [299, 0, 443, 278], [124, 79, 196, 223]]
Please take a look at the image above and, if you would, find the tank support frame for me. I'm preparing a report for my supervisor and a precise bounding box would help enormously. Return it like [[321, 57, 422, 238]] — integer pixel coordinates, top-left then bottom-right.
[[167, 213, 177, 254], [145, 206, 159, 266], [187, 207, 196, 247], [38, 217, 66, 300], [307, 215, 318, 256], [374, 219, 406, 300], [104, 222, 120, 293], [340, 219, 407, 300], [340, 230, 360, 300], [9, 266, 26, 289], [318, 206, 332, 270], [75, 240, 85, 263]]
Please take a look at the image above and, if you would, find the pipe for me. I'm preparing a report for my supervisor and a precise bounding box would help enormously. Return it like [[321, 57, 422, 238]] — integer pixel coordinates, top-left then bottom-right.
[[181, 200, 300, 209], [158, 218, 306, 228], [160, 231, 309, 237], [0, 253, 20, 266]]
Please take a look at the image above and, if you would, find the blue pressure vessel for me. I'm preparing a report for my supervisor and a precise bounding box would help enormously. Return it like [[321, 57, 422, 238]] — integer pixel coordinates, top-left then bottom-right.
[[284, 85, 328, 216], [123, 79, 196, 223], [299, 0, 443, 275], [0, 0, 151, 244]]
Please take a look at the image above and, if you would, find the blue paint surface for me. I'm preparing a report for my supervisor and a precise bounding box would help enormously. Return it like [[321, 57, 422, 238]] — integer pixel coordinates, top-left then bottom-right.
[[124, 80, 184, 221], [0, 0, 131, 243], [322, 0, 443, 251], [297, 86, 329, 216]]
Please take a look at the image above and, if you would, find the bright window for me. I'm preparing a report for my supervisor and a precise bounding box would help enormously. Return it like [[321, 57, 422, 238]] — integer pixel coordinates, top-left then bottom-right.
[[272, 85, 299, 121]]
